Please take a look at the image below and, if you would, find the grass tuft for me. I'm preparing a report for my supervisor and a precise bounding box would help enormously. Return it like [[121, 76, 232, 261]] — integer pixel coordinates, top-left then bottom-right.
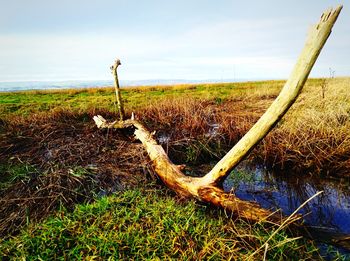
[[0, 188, 319, 260]]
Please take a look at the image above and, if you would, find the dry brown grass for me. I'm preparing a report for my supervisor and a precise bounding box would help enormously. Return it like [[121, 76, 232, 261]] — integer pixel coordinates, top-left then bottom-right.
[[258, 78, 350, 175], [1, 78, 348, 238], [135, 96, 272, 166], [126, 83, 197, 92], [0, 109, 156, 237], [132, 78, 350, 176]]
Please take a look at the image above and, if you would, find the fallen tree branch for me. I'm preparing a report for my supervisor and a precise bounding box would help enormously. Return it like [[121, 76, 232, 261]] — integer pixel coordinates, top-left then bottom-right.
[[94, 115, 282, 222], [94, 6, 342, 222]]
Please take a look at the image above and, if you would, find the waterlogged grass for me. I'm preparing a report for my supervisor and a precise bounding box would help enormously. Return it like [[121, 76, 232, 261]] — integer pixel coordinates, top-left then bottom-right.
[[225, 168, 260, 189], [0, 163, 38, 190], [0, 188, 319, 260]]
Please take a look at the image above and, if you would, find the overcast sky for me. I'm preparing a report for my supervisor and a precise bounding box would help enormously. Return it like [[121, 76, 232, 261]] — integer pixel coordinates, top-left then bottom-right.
[[0, 0, 348, 82]]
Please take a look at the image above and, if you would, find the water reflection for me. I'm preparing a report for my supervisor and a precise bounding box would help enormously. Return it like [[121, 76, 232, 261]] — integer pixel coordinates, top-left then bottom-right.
[[223, 165, 350, 234]]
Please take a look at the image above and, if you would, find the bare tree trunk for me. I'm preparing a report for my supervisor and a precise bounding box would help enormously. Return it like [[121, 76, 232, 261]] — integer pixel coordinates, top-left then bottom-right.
[[95, 6, 342, 222]]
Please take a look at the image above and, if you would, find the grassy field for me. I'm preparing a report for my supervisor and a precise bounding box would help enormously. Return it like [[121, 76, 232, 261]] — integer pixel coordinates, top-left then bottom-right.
[[0, 187, 321, 260], [2, 77, 349, 175], [1, 78, 350, 259], [0, 80, 284, 118]]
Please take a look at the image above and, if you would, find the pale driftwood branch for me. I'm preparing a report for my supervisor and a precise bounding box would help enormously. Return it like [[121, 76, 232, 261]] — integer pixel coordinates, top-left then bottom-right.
[[201, 5, 343, 186], [111, 58, 125, 121], [94, 115, 281, 222], [94, 6, 342, 222]]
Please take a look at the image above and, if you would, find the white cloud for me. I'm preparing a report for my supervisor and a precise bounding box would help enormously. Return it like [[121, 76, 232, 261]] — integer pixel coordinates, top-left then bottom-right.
[[0, 33, 174, 80], [0, 11, 348, 82]]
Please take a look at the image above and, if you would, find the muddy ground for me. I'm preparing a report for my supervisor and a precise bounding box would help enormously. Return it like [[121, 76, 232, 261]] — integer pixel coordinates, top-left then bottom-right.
[[0, 110, 159, 237]]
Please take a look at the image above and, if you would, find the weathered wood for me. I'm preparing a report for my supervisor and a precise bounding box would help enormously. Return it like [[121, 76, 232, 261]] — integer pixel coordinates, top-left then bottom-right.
[[110, 59, 125, 121], [94, 115, 281, 222], [201, 5, 343, 186], [95, 6, 342, 222]]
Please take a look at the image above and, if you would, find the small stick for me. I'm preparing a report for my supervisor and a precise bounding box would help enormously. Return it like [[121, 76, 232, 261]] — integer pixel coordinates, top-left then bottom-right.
[[110, 58, 125, 121]]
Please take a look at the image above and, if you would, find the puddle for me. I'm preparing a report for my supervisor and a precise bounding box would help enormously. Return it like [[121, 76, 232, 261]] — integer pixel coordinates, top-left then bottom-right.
[[158, 133, 171, 144], [223, 164, 350, 254], [205, 123, 220, 138]]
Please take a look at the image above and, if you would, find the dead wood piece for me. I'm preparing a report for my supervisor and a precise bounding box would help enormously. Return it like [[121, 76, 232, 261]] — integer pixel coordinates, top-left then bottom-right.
[[201, 5, 343, 186], [94, 115, 280, 222], [197, 186, 282, 222], [111, 58, 125, 121], [94, 6, 342, 223]]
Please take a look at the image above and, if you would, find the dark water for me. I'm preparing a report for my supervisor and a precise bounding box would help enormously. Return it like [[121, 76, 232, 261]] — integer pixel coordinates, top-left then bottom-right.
[[223, 165, 350, 254], [159, 126, 350, 241]]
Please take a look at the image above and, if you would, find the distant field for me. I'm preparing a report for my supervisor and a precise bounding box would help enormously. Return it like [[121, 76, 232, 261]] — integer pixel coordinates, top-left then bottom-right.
[[0, 79, 285, 117]]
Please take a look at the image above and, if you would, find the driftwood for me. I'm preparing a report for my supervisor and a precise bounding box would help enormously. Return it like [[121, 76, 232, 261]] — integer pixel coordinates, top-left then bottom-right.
[[94, 6, 342, 222]]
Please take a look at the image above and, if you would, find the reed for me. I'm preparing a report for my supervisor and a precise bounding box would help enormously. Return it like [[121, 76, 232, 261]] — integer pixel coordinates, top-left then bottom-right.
[[132, 78, 350, 176], [0, 187, 320, 260], [258, 77, 350, 175]]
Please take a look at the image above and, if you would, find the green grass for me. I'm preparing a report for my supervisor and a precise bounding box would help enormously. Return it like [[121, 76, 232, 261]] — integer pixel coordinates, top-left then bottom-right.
[[3, 78, 346, 120], [0, 163, 38, 190], [0, 80, 285, 118], [225, 168, 261, 189], [0, 188, 319, 260]]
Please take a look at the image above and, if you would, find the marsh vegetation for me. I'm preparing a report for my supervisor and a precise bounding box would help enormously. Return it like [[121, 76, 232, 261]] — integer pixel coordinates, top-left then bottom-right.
[[1, 78, 350, 259]]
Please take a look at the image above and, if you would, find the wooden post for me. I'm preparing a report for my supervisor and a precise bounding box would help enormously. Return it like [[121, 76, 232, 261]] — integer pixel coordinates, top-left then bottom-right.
[[110, 58, 125, 121]]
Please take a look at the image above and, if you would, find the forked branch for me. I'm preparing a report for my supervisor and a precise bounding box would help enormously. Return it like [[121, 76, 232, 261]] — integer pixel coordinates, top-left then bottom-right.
[[94, 6, 342, 222]]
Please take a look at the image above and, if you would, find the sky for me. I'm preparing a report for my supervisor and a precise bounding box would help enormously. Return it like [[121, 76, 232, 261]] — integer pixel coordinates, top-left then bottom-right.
[[0, 0, 348, 82]]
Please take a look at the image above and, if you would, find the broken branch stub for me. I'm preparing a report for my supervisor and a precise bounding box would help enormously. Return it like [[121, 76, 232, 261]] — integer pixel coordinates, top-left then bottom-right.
[[94, 6, 342, 222], [111, 58, 125, 121]]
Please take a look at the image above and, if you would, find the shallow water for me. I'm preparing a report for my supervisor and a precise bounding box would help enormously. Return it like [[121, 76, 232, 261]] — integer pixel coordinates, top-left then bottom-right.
[[223, 165, 350, 247]]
